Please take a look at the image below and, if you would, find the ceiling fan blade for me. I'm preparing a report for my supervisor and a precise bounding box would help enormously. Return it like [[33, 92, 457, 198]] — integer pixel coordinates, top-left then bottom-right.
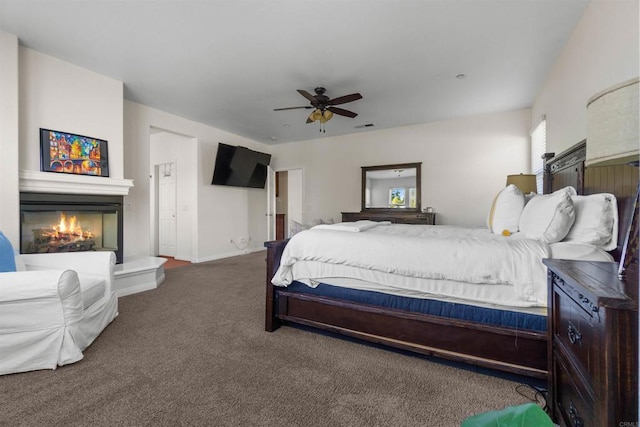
[[327, 106, 358, 118], [273, 106, 313, 111], [328, 93, 362, 106], [297, 89, 317, 103]]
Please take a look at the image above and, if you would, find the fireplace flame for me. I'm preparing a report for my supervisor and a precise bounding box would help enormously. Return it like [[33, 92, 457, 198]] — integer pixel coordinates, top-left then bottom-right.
[[52, 213, 94, 239]]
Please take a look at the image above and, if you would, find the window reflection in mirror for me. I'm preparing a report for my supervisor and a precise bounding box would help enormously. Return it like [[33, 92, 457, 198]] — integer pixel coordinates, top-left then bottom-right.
[[362, 163, 421, 211]]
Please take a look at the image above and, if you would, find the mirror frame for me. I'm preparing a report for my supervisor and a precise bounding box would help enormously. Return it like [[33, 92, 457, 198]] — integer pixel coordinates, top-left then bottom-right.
[[361, 162, 421, 212]]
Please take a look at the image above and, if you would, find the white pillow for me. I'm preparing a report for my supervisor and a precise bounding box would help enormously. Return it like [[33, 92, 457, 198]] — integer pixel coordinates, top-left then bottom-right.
[[310, 218, 335, 226], [290, 220, 310, 235], [519, 187, 575, 243], [549, 242, 614, 262], [487, 184, 525, 234], [524, 192, 537, 205], [291, 218, 335, 235], [563, 193, 618, 251]]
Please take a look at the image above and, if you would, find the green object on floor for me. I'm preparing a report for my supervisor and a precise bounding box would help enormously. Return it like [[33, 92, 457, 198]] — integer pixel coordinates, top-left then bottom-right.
[[461, 402, 554, 427]]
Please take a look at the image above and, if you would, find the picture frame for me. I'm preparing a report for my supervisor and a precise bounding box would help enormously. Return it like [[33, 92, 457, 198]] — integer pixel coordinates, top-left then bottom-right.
[[40, 128, 109, 177], [618, 183, 639, 278]]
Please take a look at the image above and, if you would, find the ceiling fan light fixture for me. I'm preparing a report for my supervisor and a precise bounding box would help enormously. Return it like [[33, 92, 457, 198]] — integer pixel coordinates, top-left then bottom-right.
[[276, 87, 362, 133], [308, 109, 322, 122], [319, 110, 333, 123]]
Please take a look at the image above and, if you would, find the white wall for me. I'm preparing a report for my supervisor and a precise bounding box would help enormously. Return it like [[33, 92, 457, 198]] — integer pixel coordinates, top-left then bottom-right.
[[271, 109, 531, 227], [8, 0, 633, 259], [532, 0, 639, 155], [0, 32, 20, 245], [0, 42, 124, 245], [18, 47, 124, 178], [123, 101, 273, 261], [9, 45, 273, 263]]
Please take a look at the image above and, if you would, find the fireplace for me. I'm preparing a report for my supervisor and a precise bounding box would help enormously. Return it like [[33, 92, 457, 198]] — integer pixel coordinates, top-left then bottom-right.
[[20, 192, 123, 264]]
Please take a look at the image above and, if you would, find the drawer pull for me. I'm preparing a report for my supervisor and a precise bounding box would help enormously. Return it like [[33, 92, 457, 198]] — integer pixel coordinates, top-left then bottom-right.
[[568, 401, 584, 427], [567, 322, 582, 344]]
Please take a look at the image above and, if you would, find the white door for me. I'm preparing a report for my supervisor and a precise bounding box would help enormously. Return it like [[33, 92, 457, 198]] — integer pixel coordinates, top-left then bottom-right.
[[266, 166, 276, 241], [158, 162, 177, 256]]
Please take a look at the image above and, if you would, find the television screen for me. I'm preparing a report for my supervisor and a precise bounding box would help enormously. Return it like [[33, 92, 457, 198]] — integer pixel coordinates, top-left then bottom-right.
[[212, 143, 271, 188]]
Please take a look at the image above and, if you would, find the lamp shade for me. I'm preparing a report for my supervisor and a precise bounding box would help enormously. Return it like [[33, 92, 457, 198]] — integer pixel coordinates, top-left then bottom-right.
[[506, 174, 537, 194], [321, 109, 333, 122], [586, 77, 639, 166], [307, 109, 322, 123]]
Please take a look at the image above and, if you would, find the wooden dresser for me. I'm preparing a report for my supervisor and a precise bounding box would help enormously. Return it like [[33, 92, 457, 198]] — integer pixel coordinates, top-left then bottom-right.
[[341, 211, 435, 225], [543, 259, 638, 427]]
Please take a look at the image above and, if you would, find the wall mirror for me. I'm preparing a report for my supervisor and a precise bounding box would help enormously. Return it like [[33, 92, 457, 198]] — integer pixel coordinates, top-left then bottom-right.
[[362, 162, 421, 211]]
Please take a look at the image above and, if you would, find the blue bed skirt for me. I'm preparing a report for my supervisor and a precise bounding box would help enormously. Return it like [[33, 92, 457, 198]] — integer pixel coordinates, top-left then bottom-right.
[[284, 281, 546, 333]]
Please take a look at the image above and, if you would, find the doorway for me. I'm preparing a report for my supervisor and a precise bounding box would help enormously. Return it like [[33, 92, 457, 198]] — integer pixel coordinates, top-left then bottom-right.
[[149, 128, 197, 261], [158, 162, 176, 257], [268, 168, 303, 240]]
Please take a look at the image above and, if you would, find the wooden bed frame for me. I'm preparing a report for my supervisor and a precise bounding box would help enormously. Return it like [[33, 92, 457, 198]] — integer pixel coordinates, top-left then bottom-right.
[[265, 140, 638, 379]]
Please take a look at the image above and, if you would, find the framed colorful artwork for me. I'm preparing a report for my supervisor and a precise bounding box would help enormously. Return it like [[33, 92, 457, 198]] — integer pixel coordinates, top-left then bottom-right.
[[40, 128, 109, 177]]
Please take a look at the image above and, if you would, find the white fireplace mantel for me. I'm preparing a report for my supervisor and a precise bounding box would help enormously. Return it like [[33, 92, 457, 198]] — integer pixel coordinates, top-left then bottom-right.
[[20, 170, 134, 195]]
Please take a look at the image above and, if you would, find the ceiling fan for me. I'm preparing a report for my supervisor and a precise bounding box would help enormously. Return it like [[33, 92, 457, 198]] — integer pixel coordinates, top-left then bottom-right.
[[274, 87, 363, 130]]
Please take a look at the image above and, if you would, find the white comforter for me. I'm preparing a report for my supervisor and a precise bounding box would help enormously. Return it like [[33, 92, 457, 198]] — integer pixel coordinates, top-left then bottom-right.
[[272, 223, 551, 306]]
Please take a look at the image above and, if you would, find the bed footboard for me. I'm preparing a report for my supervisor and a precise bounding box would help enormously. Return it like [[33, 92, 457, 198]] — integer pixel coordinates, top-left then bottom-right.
[[264, 238, 289, 332], [275, 289, 547, 378], [264, 238, 547, 378]]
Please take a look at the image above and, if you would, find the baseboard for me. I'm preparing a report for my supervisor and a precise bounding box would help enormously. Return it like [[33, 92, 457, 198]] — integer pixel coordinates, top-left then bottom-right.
[[193, 247, 265, 263]]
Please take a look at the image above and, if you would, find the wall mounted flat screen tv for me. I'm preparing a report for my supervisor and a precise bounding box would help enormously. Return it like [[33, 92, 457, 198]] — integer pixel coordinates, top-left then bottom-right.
[[212, 143, 271, 189]]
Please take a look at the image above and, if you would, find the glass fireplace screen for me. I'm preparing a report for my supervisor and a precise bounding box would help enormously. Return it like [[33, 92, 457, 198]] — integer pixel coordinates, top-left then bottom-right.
[[19, 192, 124, 264], [21, 210, 119, 257]]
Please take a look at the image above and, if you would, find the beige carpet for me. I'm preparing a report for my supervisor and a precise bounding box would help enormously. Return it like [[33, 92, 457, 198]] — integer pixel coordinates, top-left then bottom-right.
[[2, 251, 536, 426]]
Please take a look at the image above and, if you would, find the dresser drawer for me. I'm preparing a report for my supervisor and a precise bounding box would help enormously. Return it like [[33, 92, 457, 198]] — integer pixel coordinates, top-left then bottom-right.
[[544, 259, 638, 427], [555, 356, 594, 427], [398, 218, 427, 224], [552, 287, 600, 388]]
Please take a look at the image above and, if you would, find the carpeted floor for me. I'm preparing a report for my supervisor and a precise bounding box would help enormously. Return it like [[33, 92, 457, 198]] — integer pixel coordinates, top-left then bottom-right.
[[2, 251, 538, 426]]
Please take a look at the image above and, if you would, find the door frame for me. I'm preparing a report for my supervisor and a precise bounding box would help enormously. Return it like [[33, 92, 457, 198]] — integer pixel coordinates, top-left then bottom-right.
[[268, 166, 304, 240], [149, 128, 197, 261]]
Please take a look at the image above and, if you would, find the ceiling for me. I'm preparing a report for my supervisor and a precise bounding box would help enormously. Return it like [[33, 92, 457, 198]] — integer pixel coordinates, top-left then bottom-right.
[[0, 0, 589, 145]]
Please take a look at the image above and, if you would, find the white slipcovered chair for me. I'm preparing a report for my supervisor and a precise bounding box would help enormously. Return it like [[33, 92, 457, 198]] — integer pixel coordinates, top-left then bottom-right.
[[0, 233, 118, 375]]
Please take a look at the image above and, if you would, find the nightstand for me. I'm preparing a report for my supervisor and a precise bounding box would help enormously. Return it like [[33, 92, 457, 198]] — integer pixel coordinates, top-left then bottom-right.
[[543, 259, 638, 427]]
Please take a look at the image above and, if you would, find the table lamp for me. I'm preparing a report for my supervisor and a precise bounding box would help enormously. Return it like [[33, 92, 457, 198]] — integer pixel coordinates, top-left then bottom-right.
[[506, 174, 537, 194], [586, 77, 639, 167]]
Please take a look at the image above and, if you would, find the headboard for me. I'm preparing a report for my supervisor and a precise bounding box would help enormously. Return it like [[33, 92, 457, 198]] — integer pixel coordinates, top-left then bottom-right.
[[544, 139, 640, 261]]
